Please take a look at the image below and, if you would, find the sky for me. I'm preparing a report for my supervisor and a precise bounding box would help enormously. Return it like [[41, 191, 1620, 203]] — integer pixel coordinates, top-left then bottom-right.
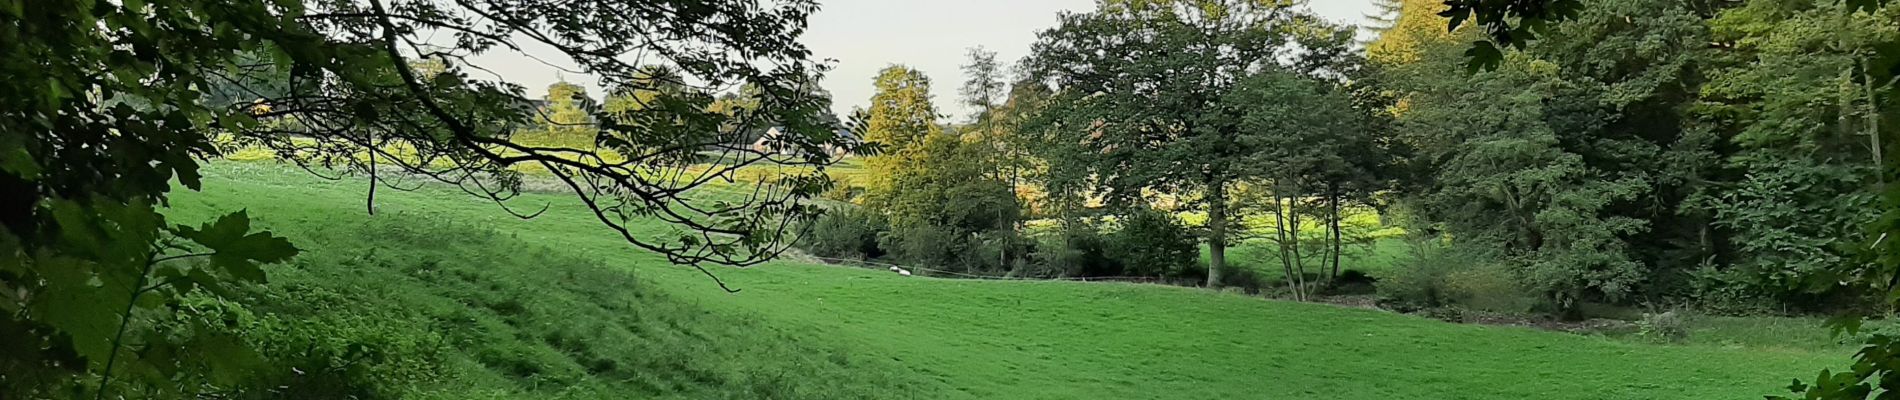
[[477, 0, 1380, 120]]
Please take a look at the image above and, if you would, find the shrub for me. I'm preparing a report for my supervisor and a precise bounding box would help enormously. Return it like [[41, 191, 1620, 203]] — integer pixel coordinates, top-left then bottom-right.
[[1218, 264, 1265, 294], [1170, 261, 1260, 292], [1446, 263, 1537, 314], [1636, 311, 1690, 343], [1376, 241, 1462, 310], [1107, 209, 1200, 278], [802, 208, 888, 260], [1029, 225, 1119, 278], [1323, 269, 1378, 295], [1687, 268, 1780, 316], [1376, 238, 1542, 315], [966, 229, 1035, 275], [883, 223, 963, 270]]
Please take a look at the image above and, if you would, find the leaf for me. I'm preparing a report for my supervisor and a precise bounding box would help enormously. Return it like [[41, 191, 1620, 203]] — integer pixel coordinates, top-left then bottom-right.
[[1827, 314, 1866, 337], [177, 211, 298, 283], [43, 77, 66, 109], [1846, 0, 1884, 13], [32, 259, 121, 364], [189, 267, 237, 298], [191, 333, 264, 386], [0, 0, 21, 18], [1438, 4, 1470, 31], [0, 134, 39, 179], [209, 253, 266, 283], [181, 210, 299, 262], [1464, 41, 1504, 73]]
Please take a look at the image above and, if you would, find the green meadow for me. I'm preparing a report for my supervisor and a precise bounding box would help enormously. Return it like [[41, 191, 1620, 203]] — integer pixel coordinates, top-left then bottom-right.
[[159, 163, 1847, 399]]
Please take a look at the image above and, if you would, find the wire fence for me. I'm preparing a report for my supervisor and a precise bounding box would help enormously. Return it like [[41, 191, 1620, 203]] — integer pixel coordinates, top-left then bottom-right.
[[807, 256, 1169, 285]]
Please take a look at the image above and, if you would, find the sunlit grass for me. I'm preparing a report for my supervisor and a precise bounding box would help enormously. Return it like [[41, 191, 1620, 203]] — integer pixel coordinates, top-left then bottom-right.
[[164, 162, 1850, 399]]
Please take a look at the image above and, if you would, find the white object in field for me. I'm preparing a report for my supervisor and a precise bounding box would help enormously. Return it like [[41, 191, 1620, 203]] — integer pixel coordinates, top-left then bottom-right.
[[898, 269, 912, 276], [889, 266, 900, 272]]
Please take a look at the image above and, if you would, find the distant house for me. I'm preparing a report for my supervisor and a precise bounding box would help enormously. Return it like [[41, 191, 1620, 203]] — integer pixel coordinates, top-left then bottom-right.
[[751, 127, 858, 158]]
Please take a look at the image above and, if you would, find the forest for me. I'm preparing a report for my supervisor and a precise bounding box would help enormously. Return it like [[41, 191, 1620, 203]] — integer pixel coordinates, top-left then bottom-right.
[[4, 0, 1900, 398]]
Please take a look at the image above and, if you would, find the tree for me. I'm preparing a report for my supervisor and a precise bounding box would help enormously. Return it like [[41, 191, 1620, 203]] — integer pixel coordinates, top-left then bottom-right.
[[1, 0, 849, 396], [1363, 0, 1404, 33], [601, 65, 688, 120], [1384, 33, 1644, 318], [960, 47, 1007, 125], [1375, 0, 1736, 318], [856, 65, 1019, 272], [1024, 0, 1309, 287], [861, 65, 941, 196], [1364, 0, 1457, 64], [535, 80, 598, 144], [960, 47, 1031, 223], [1227, 69, 1384, 301], [1438, 0, 1587, 70]]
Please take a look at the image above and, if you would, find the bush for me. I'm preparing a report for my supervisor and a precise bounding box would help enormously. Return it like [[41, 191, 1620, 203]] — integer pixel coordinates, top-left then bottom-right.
[[1376, 240, 1540, 314], [1029, 225, 1119, 278], [966, 229, 1035, 275], [1377, 241, 1461, 311], [1445, 263, 1537, 314], [1218, 264, 1265, 294], [883, 223, 963, 270], [1169, 261, 1260, 292], [1636, 311, 1690, 343], [1107, 209, 1200, 278], [802, 208, 888, 260]]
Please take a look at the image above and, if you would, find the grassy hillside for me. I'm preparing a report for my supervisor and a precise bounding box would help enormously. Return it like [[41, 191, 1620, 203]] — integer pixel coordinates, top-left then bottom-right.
[[163, 185, 923, 398], [169, 163, 1847, 399]]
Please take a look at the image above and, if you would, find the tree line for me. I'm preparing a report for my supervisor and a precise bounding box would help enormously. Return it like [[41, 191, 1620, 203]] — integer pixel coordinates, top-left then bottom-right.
[[807, 0, 1898, 322], [803, 0, 1899, 396]]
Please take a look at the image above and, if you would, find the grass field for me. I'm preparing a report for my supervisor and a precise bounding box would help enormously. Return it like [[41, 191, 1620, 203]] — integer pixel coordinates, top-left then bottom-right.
[[166, 162, 1850, 399]]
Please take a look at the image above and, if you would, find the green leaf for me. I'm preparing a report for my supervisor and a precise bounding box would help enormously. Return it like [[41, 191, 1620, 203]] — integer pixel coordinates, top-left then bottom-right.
[[1464, 41, 1504, 73], [209, 253, 266, 283], [189, 267, 237, 298], [1440, 8, 1470, 32], [192, 333, 264, 386], [0, 0, 21, 18], [1846, 0, 1884, 13], [177, 211, 298, 283], [43, 77, 65, 109], [181, 210, 299, 262], [0, 134, 39, 179], [32, 259, 121, 364]]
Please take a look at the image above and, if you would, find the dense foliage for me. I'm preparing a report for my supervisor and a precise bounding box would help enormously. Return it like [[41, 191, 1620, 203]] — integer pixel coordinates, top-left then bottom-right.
[[1022, 0, 1377, 287], [1370, 0, 1895, 319]]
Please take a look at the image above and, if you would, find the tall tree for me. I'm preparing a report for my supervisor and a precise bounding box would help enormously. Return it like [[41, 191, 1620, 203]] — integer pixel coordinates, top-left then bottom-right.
[[858, 65, 1018, 271], [961, 47, 1032, 222], [861, 65, 941, 195], [960, 47, 1007, 126], [1025, 0, 1308, 287]]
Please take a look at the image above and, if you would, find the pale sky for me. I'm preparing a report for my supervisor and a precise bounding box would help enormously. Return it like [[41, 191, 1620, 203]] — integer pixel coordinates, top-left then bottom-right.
[[475, 0, 1380, 120]]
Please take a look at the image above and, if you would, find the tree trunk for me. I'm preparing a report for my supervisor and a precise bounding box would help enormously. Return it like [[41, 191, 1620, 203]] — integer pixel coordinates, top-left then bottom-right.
[[1271, 194, 1297, 299], [1207, 182, 1228, 288], [1328, 184, 1342, 284], [1289, 197, 1306, 301], [1864, 56, 1884, 186]]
